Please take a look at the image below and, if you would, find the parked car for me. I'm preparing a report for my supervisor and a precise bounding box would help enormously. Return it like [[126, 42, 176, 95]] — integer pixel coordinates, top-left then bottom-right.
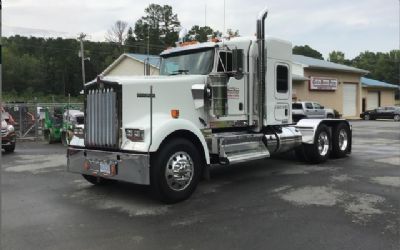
[[360, 106, 400, 121], [292, 101, 335, 122], [1, 112, 16, 152]]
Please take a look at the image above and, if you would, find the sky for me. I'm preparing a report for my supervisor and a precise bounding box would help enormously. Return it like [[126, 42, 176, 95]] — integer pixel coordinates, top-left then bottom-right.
[[3, 0, 399, 59]]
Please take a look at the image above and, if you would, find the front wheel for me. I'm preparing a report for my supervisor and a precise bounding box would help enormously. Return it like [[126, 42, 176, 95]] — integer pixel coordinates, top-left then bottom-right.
[[303, 124, 331, 163], [4, 144, 16, 153], [61, 132, 68, 146], [331, 122, 351, 158], [364, 114, 370, 120], [44, 129, 53, 144], [394, 114, 400, 122], [151, 138, 202, 204]]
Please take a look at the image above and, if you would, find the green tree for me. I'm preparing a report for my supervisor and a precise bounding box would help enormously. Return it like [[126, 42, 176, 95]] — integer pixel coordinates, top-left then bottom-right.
[[226, 29, 240, 37], [124, 27, 137, 53], [329, 51, 345, 64], [188, 25, 214, 42], [293, 45, 324, 60], [134, 4, 180, 54]]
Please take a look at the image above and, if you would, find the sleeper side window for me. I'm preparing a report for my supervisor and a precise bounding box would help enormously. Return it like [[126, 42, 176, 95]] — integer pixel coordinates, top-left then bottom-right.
[[276, 65, 288, 93]]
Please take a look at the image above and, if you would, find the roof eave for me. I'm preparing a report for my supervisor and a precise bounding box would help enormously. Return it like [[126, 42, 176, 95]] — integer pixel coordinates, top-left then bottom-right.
[[304, 66, 369, 75]]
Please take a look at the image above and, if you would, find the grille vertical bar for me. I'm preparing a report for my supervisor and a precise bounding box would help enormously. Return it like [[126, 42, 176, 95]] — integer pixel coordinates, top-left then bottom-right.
[[85, 87, 119, 148]]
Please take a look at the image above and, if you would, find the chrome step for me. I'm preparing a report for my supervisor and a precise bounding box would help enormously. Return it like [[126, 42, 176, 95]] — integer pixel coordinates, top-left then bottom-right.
[[213, 132, 270, 165]]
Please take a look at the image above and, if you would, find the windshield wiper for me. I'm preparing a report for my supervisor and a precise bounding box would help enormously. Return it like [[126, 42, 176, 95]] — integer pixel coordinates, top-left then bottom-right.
[[170, 69, 189, 75]]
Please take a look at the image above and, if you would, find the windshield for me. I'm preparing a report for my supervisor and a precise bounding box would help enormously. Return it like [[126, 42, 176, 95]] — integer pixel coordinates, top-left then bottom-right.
[[160, 49, 214, 75]]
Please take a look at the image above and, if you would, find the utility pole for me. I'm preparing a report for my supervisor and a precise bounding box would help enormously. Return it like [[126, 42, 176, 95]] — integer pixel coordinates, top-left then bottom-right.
[[78, 33, 87, 86], [147, 26, 150, 75], [223, 0, 226, 34], [205, 4, 207, 27]]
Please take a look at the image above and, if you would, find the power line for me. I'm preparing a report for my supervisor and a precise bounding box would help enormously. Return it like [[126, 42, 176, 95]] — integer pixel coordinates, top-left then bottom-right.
[[2, 42, 167, 55]]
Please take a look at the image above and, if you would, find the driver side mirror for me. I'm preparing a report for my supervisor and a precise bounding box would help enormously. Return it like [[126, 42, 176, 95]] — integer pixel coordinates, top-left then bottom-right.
[[232, 49, 244, 80]]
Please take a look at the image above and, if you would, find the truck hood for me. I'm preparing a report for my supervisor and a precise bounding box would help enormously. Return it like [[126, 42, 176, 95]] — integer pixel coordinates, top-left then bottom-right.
[[99, 74, 208, 86]]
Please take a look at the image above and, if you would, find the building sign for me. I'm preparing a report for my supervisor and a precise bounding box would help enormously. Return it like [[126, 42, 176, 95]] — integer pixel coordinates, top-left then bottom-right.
[[310, 77, 338, 90]]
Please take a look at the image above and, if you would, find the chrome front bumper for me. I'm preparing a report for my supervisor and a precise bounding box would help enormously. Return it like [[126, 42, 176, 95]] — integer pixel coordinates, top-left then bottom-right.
[[67, 147, 150, 185]]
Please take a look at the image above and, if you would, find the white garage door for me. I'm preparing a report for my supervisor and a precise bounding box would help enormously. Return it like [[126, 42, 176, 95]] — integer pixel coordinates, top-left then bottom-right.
[[343, 84, 357, 117], [367, 91, 379, 110]]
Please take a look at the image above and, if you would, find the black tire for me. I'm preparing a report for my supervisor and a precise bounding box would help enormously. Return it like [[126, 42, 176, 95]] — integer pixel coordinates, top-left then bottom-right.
[[364, 114, 370, 120], [303, 124, 331, 164], [44, 129, 53, 144], [4, 144, 16, 153], [331, 122, 351, 158], [394, 114, 400, 122], [294, 146, 307, 162], [82, 174, 108, 185], [151, 138, 202, 204], [61, 132, 68, 146]]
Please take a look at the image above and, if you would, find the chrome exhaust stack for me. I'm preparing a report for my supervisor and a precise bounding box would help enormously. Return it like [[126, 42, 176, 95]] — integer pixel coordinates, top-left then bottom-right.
[[256, 7, 268, 130]]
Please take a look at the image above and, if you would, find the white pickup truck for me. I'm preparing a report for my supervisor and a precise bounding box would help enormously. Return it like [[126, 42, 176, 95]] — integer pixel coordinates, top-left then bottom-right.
[[292, 101, 335, 121]]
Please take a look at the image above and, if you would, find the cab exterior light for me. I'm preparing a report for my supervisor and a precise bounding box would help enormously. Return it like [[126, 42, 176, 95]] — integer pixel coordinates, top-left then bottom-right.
[[171, 109, 180, 119], [125, 129, 145, 142]]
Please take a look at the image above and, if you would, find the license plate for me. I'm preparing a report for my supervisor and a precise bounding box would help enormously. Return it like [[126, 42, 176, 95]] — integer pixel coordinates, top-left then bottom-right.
[[99, 162, 111, 175]]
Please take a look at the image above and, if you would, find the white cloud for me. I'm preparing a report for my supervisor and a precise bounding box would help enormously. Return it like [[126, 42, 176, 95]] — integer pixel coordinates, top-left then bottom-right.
[[3, 0, 399, 58]]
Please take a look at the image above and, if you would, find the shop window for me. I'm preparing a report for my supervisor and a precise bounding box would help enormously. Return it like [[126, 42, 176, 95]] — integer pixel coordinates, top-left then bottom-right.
[[276, 65, 288, 93]]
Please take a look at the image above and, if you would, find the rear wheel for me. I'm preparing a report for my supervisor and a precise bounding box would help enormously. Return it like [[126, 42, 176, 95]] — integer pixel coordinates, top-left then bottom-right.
[[61, 132, 68, 145], [364, 114, 370, 120], [331, 122, 351, 158], [151, 138, 202, 204], [303, 124, 331, 163], [394, 114, 400, 122]]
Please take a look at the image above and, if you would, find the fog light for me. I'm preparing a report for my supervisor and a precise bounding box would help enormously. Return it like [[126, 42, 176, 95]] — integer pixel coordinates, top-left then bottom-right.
[[125, 129, 144, 142]]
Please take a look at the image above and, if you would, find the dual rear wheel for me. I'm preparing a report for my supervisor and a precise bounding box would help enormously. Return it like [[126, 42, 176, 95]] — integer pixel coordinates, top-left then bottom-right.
[[295, 122, 351, 163]]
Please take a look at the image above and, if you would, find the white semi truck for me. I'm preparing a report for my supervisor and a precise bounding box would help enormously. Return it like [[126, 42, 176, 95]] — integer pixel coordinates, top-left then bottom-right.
[[67, 9, 352, 203]]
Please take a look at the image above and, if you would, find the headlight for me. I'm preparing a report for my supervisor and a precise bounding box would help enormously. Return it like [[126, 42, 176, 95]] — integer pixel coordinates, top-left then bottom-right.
[[125, 129, 144, 142], [73, 127, 84, 138], [6, 125, 14, 133]]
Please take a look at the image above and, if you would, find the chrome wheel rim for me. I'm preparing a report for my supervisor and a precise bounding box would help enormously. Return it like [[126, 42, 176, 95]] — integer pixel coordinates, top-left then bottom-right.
[[364, 114, 370, 120], [338, 129, 348, 151], [317, 131, 329, 156], [394, 115, 400, 121], [165, 151, 194, 191]]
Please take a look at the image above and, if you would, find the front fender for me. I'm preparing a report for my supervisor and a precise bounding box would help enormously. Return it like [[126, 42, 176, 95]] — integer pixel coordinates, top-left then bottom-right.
[[122, 114, 210, 164]]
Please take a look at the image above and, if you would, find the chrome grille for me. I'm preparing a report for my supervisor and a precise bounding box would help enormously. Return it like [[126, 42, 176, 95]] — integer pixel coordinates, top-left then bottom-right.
[[85, 88, 118, 148]]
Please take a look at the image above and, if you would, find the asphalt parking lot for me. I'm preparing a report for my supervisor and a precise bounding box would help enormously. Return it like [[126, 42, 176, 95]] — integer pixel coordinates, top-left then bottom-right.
[[2, 120, 399, 250]]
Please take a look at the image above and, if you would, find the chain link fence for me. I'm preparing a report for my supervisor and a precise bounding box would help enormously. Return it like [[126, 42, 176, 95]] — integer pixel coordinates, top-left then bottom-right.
[[2, 103, 83, 140]]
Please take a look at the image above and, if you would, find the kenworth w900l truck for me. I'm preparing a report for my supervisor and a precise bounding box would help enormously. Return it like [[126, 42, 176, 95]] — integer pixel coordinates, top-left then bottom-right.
[[67, 8, 352, 203]]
